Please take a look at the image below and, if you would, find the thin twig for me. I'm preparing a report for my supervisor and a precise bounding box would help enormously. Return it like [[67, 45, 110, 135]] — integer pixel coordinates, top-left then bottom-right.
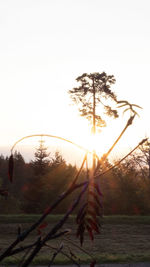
[[94, 115, 136, 174], [45, 243, 81, 267], [48, 243, 63, 267], [9, 239, 40, 256], [95, 138, 148, 179], [63, 237, 95, 260], [18, 245, 34, 267]]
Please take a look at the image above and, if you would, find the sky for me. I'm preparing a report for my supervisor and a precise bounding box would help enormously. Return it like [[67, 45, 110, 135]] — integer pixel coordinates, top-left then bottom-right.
[[0, 0, 150, 164]]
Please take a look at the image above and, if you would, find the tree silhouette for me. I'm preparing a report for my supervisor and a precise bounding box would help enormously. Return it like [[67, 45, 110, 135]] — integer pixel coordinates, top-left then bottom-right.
[[31, 138, 50, 176], [131, 138, 150, 179], [69, 72, 118, 133]]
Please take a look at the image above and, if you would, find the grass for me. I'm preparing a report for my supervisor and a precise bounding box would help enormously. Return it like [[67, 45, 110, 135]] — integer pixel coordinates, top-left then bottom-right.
[[103, 215, 150, 224], [0, 214, 64, 224], [0, 215, 150, 265], [0, 214, 150, 224], [2, 253, 150, 265]]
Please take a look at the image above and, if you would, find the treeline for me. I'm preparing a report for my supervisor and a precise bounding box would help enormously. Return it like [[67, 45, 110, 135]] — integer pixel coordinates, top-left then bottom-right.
[[0, 142, 150, 215], [0, 149, 79, 214]]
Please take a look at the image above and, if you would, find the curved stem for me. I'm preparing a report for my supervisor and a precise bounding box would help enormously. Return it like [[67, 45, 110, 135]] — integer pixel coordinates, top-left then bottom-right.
[[11, 134, 90, 154]]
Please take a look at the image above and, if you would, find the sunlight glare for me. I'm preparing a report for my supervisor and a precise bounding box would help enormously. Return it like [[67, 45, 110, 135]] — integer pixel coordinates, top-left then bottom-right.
[[77, 131, 107, 158]]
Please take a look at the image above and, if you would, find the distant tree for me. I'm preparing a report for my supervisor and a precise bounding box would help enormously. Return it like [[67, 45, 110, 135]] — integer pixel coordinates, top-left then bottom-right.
[[138, 138, 150, 179], [50, 151, 65, 169], [0, 151, 26, 195], [31, 139, 50, 176], [22, 139, 50, 213], [11, 151, 26, 197], [108, 160, 150, 215], [42, 162, 77, 213], [0, 155, 8, 188], [125, 138, 150, 179], [13, 151, 25, 164], [22, 141, 69, 213]]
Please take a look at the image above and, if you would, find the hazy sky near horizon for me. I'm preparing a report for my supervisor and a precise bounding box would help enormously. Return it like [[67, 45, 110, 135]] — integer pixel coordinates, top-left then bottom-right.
[[0, 0, 150, 162]]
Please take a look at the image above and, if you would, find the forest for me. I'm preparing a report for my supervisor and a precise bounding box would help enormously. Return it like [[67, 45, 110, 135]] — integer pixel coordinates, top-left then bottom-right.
[[0, 138, 150, 215]]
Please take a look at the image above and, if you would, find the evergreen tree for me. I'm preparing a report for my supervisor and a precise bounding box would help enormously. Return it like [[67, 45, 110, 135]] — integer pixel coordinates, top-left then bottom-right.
[[22, 139, 50, 213], [69, 72, 118, 132], [31, 139, 50, 176], [50, 151, 65, 169], [69, 72, 119, 170]]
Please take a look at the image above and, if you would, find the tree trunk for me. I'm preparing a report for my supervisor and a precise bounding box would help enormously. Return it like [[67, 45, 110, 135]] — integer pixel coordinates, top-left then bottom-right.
[[92, 78, 96, 172]]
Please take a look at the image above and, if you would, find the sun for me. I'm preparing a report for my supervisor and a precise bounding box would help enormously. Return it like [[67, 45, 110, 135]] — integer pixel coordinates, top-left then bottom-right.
[[75, 131, 108, 159]]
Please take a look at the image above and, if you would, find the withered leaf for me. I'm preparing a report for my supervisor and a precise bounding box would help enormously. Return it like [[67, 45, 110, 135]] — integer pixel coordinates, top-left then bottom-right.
[[8, 154, 14, 182], [86, 225, 94, 241]]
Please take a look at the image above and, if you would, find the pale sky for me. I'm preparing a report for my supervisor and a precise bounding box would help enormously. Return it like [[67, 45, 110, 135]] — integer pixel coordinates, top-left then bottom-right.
[[0, 0, 150, 163]]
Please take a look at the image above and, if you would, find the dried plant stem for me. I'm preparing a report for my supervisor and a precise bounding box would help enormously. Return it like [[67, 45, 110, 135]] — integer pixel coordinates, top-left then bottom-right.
[[104, 115, 135, 159], [63, 237, 95, 260], [18, 246, 33, 267], [95, 115, 135, 174], [69, 153, 87, 188], [45, 244, 81, 267], [0, 179, 87, 262], [8, 239, 40, 256], [11, 134, 90, 154], [95, 138, 148, 180], [21, 183, 88, 267], [0, 151, 88, 263], [48, 243, 63, 267]]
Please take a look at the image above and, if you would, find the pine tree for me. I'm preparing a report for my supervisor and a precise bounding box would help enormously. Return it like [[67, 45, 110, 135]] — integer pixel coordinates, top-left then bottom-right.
[[69, 72, 118, 169], [69, 72, 118, 132], [31, 139, 50, 176]]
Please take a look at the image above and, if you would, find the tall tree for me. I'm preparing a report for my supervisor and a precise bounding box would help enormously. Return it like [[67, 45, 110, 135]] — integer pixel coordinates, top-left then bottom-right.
[[69, 72, 118, 133], [22, 139, 51, 213], [69, 72, 118, 168]]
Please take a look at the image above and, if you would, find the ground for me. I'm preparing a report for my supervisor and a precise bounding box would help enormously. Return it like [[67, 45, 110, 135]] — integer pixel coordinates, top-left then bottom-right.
[[0, 216, 150, 265]]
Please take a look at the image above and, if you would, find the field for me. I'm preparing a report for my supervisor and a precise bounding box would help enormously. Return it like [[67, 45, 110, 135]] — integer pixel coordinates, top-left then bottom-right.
[[0, 215, 150, 265]]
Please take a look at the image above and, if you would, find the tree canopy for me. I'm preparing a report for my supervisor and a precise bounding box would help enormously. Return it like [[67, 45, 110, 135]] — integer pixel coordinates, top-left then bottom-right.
[[69, 72, 118, 131]]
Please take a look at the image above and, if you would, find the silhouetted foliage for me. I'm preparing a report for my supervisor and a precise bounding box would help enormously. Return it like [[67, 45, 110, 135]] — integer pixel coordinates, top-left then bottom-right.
[[131, 138, 150, 179], [69, 72, 118, 130], [1, 148, 150, 215], [31, 139, 50, 176]]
